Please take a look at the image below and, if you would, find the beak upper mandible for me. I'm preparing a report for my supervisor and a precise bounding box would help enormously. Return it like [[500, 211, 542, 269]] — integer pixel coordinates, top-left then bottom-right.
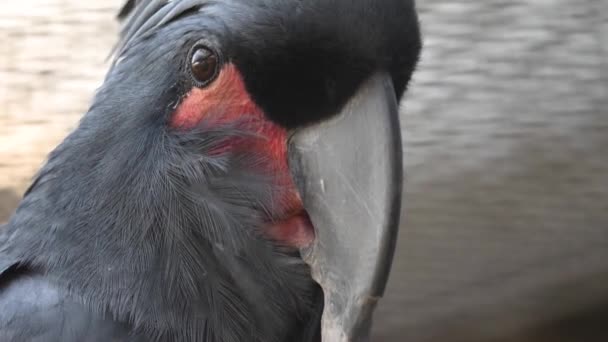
[[288, 73, 403, 341]]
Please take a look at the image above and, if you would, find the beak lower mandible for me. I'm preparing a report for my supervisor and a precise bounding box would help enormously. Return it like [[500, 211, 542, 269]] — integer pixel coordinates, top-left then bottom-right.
[[288, 73, 403, 341]]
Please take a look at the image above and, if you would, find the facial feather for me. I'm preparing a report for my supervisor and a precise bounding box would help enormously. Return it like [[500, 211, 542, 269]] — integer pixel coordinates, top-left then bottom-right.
[[0, 0, 421, 340]]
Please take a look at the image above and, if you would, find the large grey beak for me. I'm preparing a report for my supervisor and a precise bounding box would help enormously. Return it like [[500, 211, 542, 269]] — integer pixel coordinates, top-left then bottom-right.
[[288, 73, 403, 341]]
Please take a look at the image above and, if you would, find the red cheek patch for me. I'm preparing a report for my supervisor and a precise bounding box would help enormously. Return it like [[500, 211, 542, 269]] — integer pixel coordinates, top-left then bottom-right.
[[171, 64, 286, 169], [170, 63, 313, 247], [169, 64, 287, 171], [171, 64, 261, 129]]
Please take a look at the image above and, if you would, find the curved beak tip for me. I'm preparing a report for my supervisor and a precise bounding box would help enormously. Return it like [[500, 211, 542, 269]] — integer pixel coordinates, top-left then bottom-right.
[[288, 73, 403, 341]]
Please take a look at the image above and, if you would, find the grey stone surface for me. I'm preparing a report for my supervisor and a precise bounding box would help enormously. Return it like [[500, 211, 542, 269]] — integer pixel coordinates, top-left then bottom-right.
[[374, 1, 608, 340]]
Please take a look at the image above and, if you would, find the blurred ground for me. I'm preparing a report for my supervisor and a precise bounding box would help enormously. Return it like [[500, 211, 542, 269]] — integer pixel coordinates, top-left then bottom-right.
[[1, 0, 608, 341]]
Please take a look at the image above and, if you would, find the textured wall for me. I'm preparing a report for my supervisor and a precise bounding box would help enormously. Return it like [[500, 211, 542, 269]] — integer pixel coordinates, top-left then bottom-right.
[[0, 1, 121, 194], [375, 1, 608, 341], [1, 1, 607, 341]]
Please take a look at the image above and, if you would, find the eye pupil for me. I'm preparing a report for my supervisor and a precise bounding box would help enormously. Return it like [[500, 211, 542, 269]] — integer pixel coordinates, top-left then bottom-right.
[[191, 47, 219, 86]]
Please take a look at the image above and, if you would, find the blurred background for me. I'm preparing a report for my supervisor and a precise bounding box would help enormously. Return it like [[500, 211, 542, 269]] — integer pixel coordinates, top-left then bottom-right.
[[1, 1, 607, 341]]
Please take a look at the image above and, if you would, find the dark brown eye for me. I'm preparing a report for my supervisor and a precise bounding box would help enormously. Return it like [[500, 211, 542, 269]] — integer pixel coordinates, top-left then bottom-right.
[[190, 46, 219, 87]]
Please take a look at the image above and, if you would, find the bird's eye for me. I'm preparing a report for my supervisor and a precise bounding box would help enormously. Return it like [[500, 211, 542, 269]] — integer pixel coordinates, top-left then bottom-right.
[[189, 46, 219, 87]]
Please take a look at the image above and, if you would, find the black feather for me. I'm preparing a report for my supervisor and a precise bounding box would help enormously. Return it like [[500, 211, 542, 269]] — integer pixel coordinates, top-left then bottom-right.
[[112, 0, 422, 128], [0, 264, 146, 341], [117, 0, 138, 20]]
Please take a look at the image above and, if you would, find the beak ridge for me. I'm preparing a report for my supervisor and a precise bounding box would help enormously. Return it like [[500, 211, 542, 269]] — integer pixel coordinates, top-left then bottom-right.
[[288, 73, 403, 341]]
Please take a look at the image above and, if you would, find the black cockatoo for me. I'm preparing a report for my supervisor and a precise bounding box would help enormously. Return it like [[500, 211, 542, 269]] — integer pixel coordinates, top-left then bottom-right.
[[0, 0, 421, 341]]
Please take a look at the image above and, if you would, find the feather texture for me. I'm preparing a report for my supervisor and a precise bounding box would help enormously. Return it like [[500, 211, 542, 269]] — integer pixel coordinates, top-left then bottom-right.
[[1, 117, 319, 340], [0, 0, 420, 340]]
